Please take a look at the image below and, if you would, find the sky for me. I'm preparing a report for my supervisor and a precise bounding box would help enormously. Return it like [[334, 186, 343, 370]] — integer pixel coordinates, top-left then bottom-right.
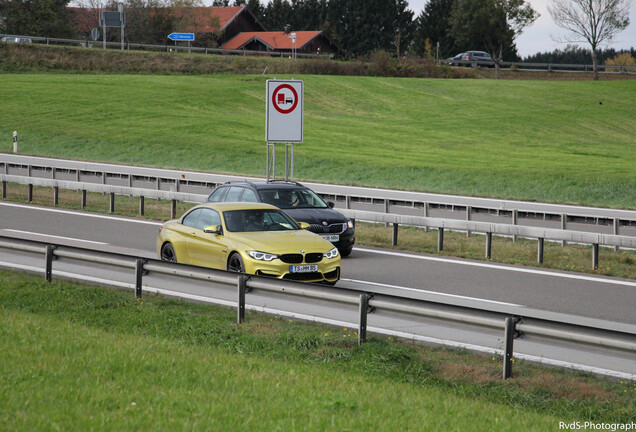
[[406, 0, 635, 57]]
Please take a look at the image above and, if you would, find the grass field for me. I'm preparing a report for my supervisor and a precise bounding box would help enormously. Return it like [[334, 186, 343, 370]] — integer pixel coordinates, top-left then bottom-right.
[[2, 271, 635, 431], [1, 73, 635, 209]]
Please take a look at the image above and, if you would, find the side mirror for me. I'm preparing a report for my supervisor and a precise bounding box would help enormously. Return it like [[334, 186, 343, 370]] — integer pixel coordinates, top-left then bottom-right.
[[298, 222, 310, 229], [327, 201, 335, 209], [204, 225, 222, 235]]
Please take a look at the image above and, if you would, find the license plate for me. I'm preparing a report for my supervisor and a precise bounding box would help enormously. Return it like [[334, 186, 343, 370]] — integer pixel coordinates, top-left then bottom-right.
[[321, 234, 340, 242], [290, 264, 318, 273]]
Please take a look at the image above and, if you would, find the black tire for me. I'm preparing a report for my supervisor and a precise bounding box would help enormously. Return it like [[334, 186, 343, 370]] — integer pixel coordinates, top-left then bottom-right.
[[160, 243, 177, 263], [339, 246, 353, 258], [227, 253, 245, 273]]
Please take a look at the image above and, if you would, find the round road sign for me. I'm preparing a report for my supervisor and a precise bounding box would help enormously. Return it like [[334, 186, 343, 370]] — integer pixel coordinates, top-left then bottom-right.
[[272, 84, 299, 114]]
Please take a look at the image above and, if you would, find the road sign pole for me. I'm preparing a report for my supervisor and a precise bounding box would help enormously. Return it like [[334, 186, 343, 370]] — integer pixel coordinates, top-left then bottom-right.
[[285, 143, 289, 181]]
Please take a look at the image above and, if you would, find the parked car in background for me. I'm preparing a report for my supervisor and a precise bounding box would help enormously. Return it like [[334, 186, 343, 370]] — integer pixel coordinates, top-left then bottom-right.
[[461, 51, 494, 67], [445, 53, 465, 66], [206, 181, 355, 256], [157, 202, 341, 284], [1, 36, 32, 43]]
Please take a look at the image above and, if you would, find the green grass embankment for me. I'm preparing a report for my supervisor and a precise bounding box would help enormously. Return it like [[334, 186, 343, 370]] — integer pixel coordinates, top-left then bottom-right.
[[1, 271, 635, 431], [1, 72, 635, 209]]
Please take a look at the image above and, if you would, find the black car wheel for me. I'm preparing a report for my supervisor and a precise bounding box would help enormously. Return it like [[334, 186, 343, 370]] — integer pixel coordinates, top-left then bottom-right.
[[339, 246, 353, 257], [227, 253, 245, 272], [161, 243, 177, 263]]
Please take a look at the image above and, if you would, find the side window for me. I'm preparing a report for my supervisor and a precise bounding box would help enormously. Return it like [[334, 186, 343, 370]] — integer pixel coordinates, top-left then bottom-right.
[[224, 186, 244, 202], [182, 209, 202, 228], [207, 187, 228, 203], [196, 209, 221, 230], [241, 188, 259, 202]]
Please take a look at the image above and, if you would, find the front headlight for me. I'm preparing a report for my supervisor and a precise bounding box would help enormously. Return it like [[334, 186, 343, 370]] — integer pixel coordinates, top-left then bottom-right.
[[247, 251, 279, 261], [323, 248, 339, 259], [347, 220, 354, 229]]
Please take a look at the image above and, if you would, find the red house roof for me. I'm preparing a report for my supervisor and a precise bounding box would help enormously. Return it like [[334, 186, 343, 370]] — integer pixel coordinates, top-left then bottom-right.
[[68, 6, 261, 35], [221, 31, 323, 50], [172, 6, 247, 33]]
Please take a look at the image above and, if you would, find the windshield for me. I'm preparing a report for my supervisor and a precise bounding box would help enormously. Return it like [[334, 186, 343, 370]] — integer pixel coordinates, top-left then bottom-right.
[[258, 188, 328, 209], [223, 209, 300, 232]]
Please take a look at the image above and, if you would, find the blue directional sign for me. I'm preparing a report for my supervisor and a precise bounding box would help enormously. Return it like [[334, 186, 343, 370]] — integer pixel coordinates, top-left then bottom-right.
[[168, 33, 195, 41]]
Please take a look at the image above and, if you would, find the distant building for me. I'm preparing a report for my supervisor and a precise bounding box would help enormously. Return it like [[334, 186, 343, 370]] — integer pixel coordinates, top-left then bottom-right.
[[221, 30, 339, 55], [67, 6, 338, 55], [67, 5, 264, 47], [174, 6, 265, 46]]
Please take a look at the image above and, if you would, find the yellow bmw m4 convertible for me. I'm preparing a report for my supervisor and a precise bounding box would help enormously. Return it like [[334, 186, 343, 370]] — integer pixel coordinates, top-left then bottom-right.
[[156, 202, 341, 284]]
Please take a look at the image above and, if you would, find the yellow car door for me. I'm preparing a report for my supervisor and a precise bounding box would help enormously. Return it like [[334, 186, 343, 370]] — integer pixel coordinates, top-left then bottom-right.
[[186, 208, 227, 269]]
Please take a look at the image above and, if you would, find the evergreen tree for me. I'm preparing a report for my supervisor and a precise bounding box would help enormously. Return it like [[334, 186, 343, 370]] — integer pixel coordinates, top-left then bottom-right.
[[261, 0, 293, 32], [326, 0, 413, 58], [412, 0, 459, 59], [0, 0, 75, 37], [450, 0, 537, 78]]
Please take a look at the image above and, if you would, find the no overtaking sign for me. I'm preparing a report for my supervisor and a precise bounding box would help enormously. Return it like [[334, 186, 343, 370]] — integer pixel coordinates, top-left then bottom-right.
[[266, 79, 303, 143]]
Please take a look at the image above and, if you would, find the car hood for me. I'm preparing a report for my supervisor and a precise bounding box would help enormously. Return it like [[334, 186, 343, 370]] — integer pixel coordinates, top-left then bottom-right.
[[228, 230, 334, 254], [282, 208, 348, 225]]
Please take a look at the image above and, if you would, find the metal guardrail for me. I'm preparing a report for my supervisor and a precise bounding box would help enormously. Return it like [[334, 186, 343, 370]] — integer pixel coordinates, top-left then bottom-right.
[[2, 157, 636, 269], [444, 59, 636, 73], [1, 235, 635, 379]]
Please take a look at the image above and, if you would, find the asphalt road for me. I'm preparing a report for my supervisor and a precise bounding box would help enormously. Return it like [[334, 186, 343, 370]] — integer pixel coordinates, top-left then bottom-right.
[[2, 201, 635, 325]]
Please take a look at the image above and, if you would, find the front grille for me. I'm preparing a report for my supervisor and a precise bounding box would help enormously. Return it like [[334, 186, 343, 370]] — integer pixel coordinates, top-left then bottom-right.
[[279, 254, 303, 264], [283, 272, 322, 281], [305, 253, 323, 263], [307, 223, 345, 234]]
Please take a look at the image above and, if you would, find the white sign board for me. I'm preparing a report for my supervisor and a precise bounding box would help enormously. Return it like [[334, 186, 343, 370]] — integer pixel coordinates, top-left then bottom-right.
[[266, 79, 303, 143]]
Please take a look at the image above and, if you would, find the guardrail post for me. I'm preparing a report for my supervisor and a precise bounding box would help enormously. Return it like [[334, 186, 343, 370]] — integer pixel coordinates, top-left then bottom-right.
[[561, 214, 567, 247], [593, 244, 599, 270], [392, 223, 399, 246], [437, 228, 444, 252], [384, 199, 390, 227], [466, 206, 472, 238], [1, 181, 6, 199], [171, 200, 177, 219], [28, 184, 33, 202], [424, 202, 430, 232], [345, 195, 351, 209], [503, 317, 517, 379], [53, 186, 59, 206], [45, 245, 57, 282], [81, 190, 87, 209], [237, 275, 247, 324], [358, 293, 372, 345], [613, 218, 620, 252], [139, 196, 145, 216], [485, 232, 492, 259], [109, 192, 115, 213], [135, 259, 146, 299], [537, 238, 544, 263], [512, 210, 518, 242]]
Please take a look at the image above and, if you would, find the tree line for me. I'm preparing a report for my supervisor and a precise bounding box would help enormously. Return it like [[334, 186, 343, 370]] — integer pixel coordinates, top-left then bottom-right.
[[1, 0, 535, 61], [523, 45, 636, 65], [1, 0, 631, 72]]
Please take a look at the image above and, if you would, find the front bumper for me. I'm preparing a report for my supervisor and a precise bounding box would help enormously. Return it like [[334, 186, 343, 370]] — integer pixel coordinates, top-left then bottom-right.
[[243, 254, 341, 283]]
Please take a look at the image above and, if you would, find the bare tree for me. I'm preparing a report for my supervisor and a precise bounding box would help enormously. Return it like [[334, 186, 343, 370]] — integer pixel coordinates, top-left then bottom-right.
[[548, 0, 631, 80]]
